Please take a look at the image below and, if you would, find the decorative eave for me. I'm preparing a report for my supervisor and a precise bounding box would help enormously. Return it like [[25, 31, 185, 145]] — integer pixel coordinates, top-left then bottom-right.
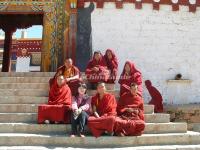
[[78, 0, 200, 13]]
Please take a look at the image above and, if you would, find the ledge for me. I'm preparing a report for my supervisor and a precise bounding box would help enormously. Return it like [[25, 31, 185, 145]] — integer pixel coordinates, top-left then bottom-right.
[[166, 79, 192, 83]]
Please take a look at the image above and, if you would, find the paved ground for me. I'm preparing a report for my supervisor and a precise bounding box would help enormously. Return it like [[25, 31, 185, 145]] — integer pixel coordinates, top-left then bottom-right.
[[1, 145, 200, 150]]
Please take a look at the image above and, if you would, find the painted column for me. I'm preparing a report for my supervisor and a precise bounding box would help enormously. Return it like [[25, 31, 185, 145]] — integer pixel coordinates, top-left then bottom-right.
[[2, 29, 15, 72]]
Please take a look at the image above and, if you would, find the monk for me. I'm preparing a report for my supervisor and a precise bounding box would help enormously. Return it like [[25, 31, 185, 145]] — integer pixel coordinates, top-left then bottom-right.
[[50, 58, 82, 96], [118, 61, 142, 96], [145, 80, 164, 113], [85, 51, 110, 89], [38, 75, 72, 124], [114, 83, 145, 136], [104, 49, 118, 83], [87, 82, 117, 138]]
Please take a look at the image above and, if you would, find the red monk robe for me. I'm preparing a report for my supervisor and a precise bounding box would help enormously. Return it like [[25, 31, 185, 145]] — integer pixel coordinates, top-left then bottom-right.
[[88, 93, 117, 137], [38, 76, 72, 124], [49, 59, 82, 96], [86, 51, 110, 83], [145, 80, 164, 113], [114, 86, 145, 136], [118, 61, 142, 96], [104, 49, 118, 83]]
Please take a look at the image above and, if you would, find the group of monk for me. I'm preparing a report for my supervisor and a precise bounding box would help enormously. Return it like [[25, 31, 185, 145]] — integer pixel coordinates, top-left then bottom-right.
[[37, 49, 145, 138]]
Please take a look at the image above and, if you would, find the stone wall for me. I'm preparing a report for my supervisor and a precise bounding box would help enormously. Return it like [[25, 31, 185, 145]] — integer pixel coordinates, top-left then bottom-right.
[[89, 3, 200, 104], [165, 104, 200, 130]]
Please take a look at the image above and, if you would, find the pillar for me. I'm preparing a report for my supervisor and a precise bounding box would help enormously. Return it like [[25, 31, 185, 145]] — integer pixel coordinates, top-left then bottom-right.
[[2, 29, 15, 72]]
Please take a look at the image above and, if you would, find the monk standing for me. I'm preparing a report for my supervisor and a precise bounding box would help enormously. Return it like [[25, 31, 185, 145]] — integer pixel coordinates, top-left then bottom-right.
[[50, 58, 82, 96], [145, 80, 164, 113], [118, 61, 142, 96], [104, 49, 118, 83], [38, 75, 72, 124], [114, 83, 145, 136], [87, 82, 117, 138], [85, 51, 109, 89]]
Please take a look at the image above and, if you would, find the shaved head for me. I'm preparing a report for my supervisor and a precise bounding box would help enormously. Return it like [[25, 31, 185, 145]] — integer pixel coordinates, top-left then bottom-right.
[[64, 58, 73, 68]]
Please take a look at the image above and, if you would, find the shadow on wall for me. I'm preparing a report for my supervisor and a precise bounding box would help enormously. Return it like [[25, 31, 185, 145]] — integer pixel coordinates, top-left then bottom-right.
[[76, 2, 94, 71]]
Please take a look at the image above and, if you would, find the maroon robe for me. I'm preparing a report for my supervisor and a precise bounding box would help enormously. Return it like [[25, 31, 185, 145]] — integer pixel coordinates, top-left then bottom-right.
[[114, 92, 145, 136], [49, 65, 82, 96], [145, 80, 164, 113], [88, 93, 117, 137], [85, 54, 110, 83], [104, 49, 118, 83], [118, 61, 142, 96], [38, 80, 72, 123]]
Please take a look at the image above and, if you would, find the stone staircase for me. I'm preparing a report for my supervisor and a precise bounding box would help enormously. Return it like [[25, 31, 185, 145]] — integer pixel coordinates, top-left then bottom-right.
[[0, 72, 199, 148]]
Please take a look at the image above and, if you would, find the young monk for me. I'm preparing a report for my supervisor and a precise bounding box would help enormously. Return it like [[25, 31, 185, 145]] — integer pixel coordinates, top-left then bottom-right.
[[38, 75, 72, 124], [70, 83, 91, 138], [85, 51, 110, 89], [114, 83, 145, 136], [49, 58, 82, 96], [87, 82, 117, 138], [145, 80, 164, 113], [118, 61, 142, 96], [104, 49, 118, 83]]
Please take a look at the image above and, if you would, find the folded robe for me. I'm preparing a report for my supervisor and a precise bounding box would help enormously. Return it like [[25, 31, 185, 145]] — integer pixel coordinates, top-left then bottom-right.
[[114, 92, 145, 136], [38, 80, 72, 124], [88, 93, 117, 137]]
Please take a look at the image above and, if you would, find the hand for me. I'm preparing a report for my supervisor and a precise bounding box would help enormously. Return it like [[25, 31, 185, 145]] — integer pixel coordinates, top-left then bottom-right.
[[94, 112, 100, 118], [126, 108, 139, 114], [66, 78, 70, 82], [126, 108, 134, 113], [93, 67, 99, 72], [78, 108, 82, 114], [133, 109, 139, 115], [74, 109, 79, 116]]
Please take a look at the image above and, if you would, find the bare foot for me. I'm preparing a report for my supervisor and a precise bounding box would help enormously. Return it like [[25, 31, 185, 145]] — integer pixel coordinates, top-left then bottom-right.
[[70, 134, 76, 138], [44, 120, 50, 124], [119, 133, 125, 137], [79, 134, 85, 138]]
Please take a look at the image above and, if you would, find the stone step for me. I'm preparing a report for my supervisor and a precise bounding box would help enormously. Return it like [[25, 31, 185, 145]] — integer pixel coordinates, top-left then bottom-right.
[[87, 90, 119, 97], [193, 123, 200, 132], [0, 89, 49, 97], [0, 122, 187, 134], [0, 104, 154, 114], [0, 96, 48, 104], [0, 83, 49, 89], [0, 89, 119, 97], [0, 96, 154, 113], [2, 145, 200, 150], [0, 113, 170, 123], [0, 131, 199, 147], [0, 72, 86, 78], [0, 77, 51, 83], [0, 72, 55, 77], [0, 83, 116, 90]]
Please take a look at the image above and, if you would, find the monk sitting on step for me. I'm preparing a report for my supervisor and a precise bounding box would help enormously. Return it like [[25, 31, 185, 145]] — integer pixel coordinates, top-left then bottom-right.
[[38, 75, 72, 124], [118, 61, 142, 97], [49, 58, 82, 96], [87, 82, 117, 138], [103, 49, 118, 84], [85, 51, 110, 89], [114, 83, 145, 136]]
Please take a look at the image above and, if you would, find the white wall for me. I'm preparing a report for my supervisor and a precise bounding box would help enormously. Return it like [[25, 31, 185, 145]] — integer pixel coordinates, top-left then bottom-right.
[[90, 3, 200, 104]]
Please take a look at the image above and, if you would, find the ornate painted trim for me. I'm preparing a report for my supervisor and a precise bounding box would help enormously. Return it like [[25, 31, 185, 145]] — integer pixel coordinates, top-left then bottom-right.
[[78, 0, 200, 12], [0, 0, 68, 71]]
